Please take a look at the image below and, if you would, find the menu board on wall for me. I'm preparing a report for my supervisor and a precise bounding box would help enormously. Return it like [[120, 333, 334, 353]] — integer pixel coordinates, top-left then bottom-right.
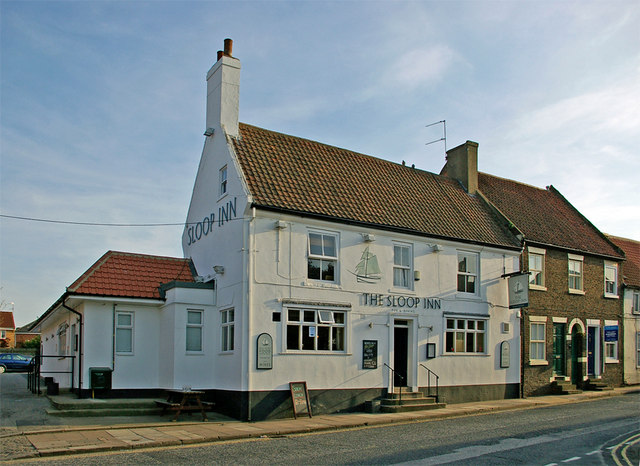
[[362, 340, 378, 369]]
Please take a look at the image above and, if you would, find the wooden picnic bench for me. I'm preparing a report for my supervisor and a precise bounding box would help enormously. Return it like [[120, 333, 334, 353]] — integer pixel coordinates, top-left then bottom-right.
[[156, 389, 214, 422]]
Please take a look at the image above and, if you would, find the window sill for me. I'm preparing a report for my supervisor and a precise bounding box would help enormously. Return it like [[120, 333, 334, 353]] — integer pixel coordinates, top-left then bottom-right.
[[529, 284, 547, 292], [305, 280, 341, 289], [568, 289, 585, 296], [604, 294, 619, 299], [218, 351, 234, 355], [443, 352, 490, 357], [529, 359, 548, 366], [454, 293, 482, 301], [605, 358, 619, 364], [217, 192, 229, 203], [115, 353, 134, 356], [186, 351, 204, 356], [281, 351, 351, 356]]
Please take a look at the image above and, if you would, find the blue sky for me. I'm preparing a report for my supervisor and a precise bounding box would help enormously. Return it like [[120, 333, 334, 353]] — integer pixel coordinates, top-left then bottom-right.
[[1, 0, 638, 326]]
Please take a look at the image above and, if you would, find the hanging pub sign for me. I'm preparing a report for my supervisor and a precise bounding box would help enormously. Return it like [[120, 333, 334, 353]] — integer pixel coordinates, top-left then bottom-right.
[[507, 273, 529, 309], [362, 340, 378, 369]]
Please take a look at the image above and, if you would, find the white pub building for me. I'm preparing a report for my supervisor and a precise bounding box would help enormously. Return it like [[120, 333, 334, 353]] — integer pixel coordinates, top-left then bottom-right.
[[34, 39, 525, 420]]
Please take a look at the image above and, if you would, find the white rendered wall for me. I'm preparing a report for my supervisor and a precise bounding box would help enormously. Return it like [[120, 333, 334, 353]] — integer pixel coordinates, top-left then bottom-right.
[[245, 212, 521, 393], [622, 289, 640, 385]]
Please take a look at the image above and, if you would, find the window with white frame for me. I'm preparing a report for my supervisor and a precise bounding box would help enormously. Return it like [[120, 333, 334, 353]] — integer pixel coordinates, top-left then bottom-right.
[[393, 244, 412, 289], [286, 308, 345, 352], [530, 322, 546, 361], [457, 251, 478, 294], [604, 262, 618, 297], [445, 318, 486, 353], [528, 248, 545, 288], [604, 322, 618, 362], [186, 310, 203, 352], [568, 255, 583, 292], [634, 292, 640, 315], [57, 324, 67, 356], [221, 308, 234, 352], [636, 332, 640, 367], [115, 312, 133, 354], [308, 231, 337, 282], [219, 165, 228, 196]]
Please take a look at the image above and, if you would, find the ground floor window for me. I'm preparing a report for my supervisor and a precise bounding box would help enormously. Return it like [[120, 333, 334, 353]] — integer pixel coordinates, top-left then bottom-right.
[[604, 323, 619, 363], [57, 324, 67, 356], [221, 308, 234, 352], [186, 310, 203, 352], [445, 318, 486, 353], [286, 308, 345, 351], [115, 312, 133, 354], [530, 322, 546, 361]]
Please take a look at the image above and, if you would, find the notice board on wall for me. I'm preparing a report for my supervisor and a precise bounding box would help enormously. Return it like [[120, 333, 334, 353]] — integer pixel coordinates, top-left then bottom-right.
[[289, 381, 312, 419]]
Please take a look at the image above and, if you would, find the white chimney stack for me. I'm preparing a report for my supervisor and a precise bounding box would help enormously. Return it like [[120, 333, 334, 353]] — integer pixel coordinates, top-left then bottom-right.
[[206, 38, 241, 138]]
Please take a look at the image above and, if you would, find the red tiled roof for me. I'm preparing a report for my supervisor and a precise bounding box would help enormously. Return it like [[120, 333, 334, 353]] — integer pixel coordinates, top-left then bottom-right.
[[607, 235, 640, 287], [478, 173, 623, 259], [0, 311, 15, 330], [232, 123, 520, 249], [67, 251, 195, 299]]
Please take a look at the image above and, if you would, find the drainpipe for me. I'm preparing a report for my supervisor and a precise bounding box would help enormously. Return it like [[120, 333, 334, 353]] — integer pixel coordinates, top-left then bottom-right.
[[62, 299, 83, 399]]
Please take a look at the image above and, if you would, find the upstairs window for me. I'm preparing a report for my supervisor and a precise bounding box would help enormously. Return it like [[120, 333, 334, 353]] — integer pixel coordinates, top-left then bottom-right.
[[633, 293, 640, 315], [393, 244, 412, 289], [604, 262, 618, 297], [457, 251, 478, 294], [219, 165, 228, 196], [568, 255, 584, 293], [528, 247, 545, 288], [308, 232, 337, 282]]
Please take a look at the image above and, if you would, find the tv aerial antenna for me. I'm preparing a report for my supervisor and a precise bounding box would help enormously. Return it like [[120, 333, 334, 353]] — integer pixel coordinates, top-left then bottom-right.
[[425, 120, 447, 156]]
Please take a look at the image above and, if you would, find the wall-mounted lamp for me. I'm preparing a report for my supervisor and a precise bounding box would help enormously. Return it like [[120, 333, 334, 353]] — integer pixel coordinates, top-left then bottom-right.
[[362, 233, 375, 242], [414, 270, 421, 281], [204, 127, 215, 137], [431, 244, 443, 253], [213, 265, 225, 274], [275, 220, 287, 230]]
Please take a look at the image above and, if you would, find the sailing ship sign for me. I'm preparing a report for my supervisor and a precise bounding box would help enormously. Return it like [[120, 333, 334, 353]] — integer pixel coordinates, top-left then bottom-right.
[[352, 247, 381, 283]]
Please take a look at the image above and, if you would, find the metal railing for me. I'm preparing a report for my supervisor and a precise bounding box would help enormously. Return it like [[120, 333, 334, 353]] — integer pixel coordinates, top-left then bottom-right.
[[419, 364, 439, 402], [383, 363, 405, 402], [28, 348, 76, 396]]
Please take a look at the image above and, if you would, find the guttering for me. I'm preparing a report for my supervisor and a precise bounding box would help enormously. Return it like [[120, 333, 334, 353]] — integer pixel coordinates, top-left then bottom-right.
[[62, 298, 83, 399]]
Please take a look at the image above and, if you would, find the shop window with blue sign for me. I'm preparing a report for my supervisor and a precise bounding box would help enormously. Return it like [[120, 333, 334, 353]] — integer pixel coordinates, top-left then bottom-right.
[[604, 322, 619, 363]]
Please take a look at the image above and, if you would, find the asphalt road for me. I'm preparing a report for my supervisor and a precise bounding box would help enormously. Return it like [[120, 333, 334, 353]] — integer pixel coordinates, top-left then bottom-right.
[[12, 392, 639, 465]]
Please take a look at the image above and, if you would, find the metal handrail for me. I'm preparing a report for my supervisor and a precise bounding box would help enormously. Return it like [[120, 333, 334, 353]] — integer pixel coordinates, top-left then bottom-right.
[[28, 348, 76, 396], [419, 364, 439, 402], [383, 363, 404, 402]]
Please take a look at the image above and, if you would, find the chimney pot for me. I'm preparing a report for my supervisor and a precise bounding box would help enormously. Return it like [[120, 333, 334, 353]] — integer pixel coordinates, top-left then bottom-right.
[[224, 38, 233, 57], [217, 50, 223, 61]]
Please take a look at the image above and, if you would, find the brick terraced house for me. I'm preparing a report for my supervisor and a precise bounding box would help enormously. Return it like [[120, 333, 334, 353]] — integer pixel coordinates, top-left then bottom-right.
[[471, 173, 626, 395]]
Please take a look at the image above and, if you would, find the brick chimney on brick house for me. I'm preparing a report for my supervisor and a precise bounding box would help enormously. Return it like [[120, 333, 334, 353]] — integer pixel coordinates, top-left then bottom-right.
[[440, 140, 479, 194], [206, 38, 241, 138]]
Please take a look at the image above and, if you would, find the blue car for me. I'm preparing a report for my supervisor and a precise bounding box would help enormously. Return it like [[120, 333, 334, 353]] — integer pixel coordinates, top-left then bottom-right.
[[0, 353, 33, 373]]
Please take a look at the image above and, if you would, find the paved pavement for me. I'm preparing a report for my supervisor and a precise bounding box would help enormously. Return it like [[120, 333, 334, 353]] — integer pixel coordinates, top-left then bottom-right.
[[1, 373, 638, 462]]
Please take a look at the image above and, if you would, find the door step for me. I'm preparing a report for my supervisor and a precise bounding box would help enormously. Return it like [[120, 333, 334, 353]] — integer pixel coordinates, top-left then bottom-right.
[[379, 391, 445, 413], [550, 380, 582, 395], [584, 380, 613, 391]]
